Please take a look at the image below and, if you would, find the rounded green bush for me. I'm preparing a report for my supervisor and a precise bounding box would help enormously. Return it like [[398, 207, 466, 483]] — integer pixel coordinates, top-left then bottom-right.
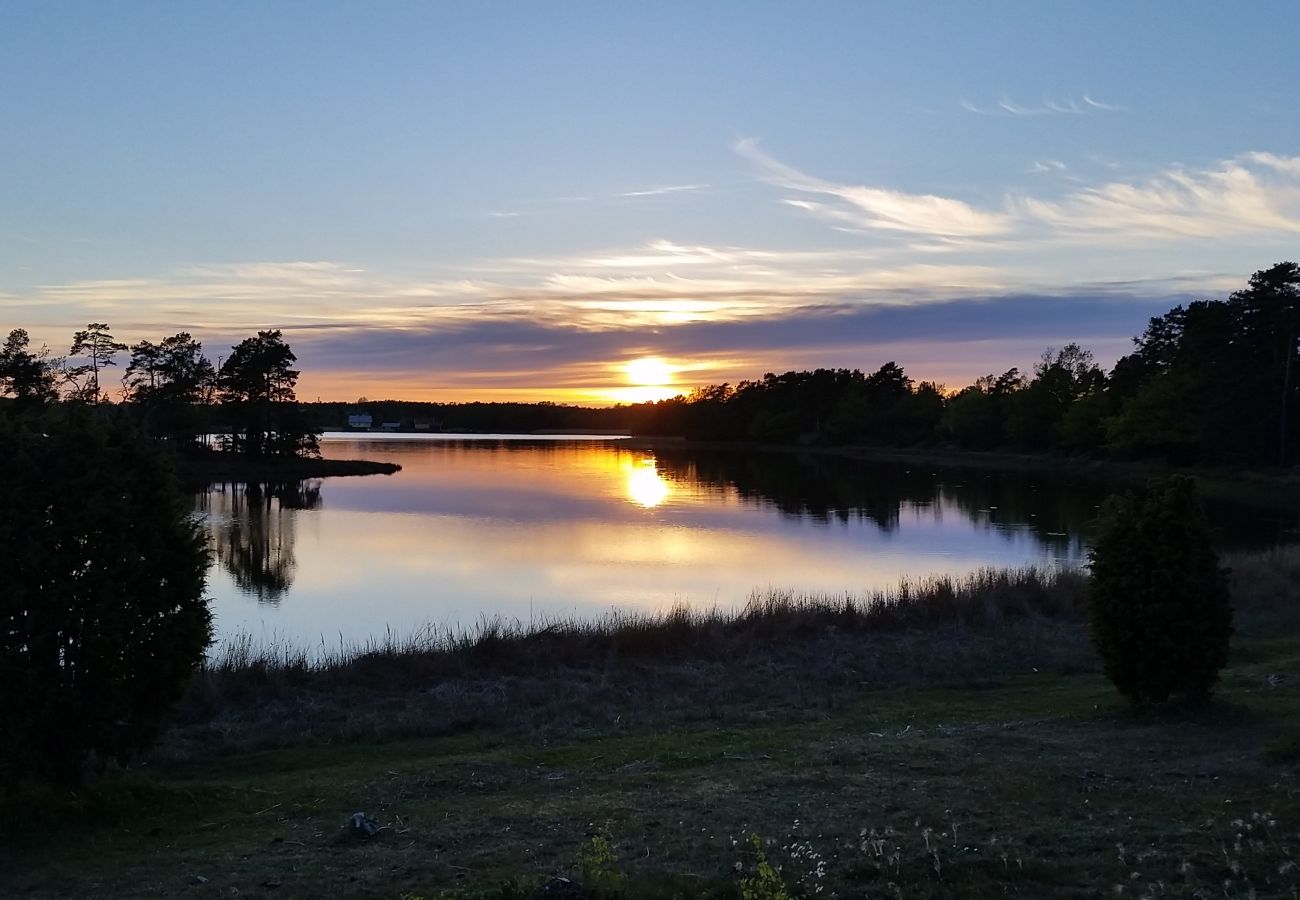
[[1086, 476, 1232, 704]]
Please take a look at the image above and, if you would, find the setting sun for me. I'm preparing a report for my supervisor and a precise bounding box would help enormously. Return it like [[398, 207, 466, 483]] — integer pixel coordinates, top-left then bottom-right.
[[626, 356, 674, 387], [600, 356, 682, 403]]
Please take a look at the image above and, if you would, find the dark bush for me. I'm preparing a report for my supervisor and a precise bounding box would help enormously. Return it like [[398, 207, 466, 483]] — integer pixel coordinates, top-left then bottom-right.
[[1086, 476, 1232, 704], [0, 411, 211, 783]]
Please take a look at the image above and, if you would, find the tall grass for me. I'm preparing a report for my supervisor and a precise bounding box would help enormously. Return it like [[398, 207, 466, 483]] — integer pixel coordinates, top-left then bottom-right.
[[168, 568, 1090, 761], [1225, 544, 1300, 632], [202, 566, 1086, 680], [164, 552, 1297, 763]]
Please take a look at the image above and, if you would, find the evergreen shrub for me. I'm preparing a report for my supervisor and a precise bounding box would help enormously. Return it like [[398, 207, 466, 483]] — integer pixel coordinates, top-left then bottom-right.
[[0, 412, 211, 783], [1086, 476, 1232, 703]]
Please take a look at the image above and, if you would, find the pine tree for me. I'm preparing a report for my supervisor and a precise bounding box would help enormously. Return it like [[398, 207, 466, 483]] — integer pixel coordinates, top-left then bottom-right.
[[68, 322, 127, 403]]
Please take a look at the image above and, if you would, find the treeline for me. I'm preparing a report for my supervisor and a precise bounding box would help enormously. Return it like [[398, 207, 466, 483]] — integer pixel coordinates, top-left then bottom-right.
[[0, 324, 316, 457], [306, 399, 628, 434], [627, 262, 1300, 468], [625, 347, 1099, 449]]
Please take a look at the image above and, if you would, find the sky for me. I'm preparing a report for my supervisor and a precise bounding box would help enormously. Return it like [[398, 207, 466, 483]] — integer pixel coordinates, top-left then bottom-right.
[[3, 1, 1299, 404]]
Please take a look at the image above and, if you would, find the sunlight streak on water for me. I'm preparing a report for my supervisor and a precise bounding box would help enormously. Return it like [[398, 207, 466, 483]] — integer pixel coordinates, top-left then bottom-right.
[[625, 457, 671, 508]]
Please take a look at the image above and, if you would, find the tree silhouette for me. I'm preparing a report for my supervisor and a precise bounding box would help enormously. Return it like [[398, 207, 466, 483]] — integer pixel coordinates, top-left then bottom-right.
[[1230, 262, 1300, 465], [125, 332, 216, 444], [1005, 344, 1105, 450], [0, 328, 58, 409], [217, 330, 318, 457], [1107, 262, 1300, 465], [68, 323, 127, 403]]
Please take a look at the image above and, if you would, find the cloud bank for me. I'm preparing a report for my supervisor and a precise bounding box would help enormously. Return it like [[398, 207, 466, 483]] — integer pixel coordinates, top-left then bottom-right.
[[11, 144, 1297, 402]]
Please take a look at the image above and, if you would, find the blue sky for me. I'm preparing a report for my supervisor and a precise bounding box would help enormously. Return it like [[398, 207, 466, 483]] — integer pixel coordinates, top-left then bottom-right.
[[3, 2, 1299, 402]]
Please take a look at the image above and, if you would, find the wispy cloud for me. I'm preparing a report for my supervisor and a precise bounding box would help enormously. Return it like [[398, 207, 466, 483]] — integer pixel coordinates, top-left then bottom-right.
[[741, 141, 1300, 246], [736, 137, 1014, 238], [1016, 153, 1300, 239], [1083, 94, 1123, 112], [19, 249, 1024, 350], [1030, 159, 1068, 174], [961, 93, 1123, 116], [506, 239, 865, 272], [481, 185, 708, 219], [1246, 151, 1300, 176], [617, 183, 710, 198]]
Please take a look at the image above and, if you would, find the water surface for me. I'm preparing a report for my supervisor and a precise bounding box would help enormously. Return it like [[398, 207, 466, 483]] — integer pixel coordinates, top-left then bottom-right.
[[199, 435, 1289, 649]]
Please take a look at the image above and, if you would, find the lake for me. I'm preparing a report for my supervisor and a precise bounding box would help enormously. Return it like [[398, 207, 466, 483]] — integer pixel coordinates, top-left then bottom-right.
[[199, 435, 1293, 650]]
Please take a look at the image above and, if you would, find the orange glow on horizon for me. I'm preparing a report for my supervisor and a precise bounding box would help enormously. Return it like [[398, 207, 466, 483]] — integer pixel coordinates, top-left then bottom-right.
[[299, 374, 688, 407], [295, 340, 1045, 407], [300, 354, 701, 406]]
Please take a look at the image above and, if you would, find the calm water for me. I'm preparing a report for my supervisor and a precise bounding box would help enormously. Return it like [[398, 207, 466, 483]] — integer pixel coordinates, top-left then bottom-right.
[[198, 435, 1294, 649]]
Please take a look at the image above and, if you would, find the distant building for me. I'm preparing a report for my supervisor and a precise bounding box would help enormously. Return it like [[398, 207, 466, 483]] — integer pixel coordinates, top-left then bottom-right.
[[347, 413, 373, 429], [413, 419, 434, 431], [380, 421, 401, 431]]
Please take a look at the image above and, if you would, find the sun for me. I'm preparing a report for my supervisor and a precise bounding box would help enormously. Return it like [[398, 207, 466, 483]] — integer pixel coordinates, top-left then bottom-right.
[[626, 356, 674, 387]]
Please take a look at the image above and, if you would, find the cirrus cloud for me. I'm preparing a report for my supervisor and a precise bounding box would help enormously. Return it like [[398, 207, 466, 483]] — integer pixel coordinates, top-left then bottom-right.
[[735, 138, 1016, 238], [739, 140, 1300, 246]]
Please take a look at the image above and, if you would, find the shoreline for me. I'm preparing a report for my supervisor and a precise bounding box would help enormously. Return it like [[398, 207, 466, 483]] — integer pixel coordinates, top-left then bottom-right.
[[624, 436, 1300, 507], [176, 453, 401, 485]]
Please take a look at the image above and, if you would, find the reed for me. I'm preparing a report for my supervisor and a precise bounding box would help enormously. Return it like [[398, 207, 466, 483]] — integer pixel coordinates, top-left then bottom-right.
[[169, 567, 1091, 761], [164, 551, 1296, 763], [202, 566, 1086, 677]]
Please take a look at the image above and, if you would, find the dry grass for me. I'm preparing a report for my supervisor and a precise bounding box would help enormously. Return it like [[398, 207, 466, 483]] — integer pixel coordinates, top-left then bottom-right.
[[164, 568, 1091, 763], [161, 550, 1299, 767], [204, 566, 1087, 673], [1226, 544, 1300, 632]]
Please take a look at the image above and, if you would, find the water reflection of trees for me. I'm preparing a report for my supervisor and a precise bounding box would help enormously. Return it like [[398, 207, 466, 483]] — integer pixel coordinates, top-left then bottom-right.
[[197, 480, 321, 603], [654, 450, 1098, 552]]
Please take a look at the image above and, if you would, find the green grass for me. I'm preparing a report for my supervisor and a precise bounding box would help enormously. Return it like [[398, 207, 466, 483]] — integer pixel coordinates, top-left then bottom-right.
[[5, 631, 1298, 898]]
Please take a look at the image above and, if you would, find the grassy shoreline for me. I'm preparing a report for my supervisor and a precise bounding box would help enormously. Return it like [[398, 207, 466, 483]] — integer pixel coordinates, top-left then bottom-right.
[[6, 550, 1299, 897], [175, 568, 1092, 761]]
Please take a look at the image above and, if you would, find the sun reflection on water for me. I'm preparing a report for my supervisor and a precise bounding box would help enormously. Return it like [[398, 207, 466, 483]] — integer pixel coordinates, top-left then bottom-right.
[[625, 457, 670, 508]]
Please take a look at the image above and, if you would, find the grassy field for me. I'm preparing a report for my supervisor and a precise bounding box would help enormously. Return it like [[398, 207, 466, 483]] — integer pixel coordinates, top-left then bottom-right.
[[4, 553, 1299, 898]]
